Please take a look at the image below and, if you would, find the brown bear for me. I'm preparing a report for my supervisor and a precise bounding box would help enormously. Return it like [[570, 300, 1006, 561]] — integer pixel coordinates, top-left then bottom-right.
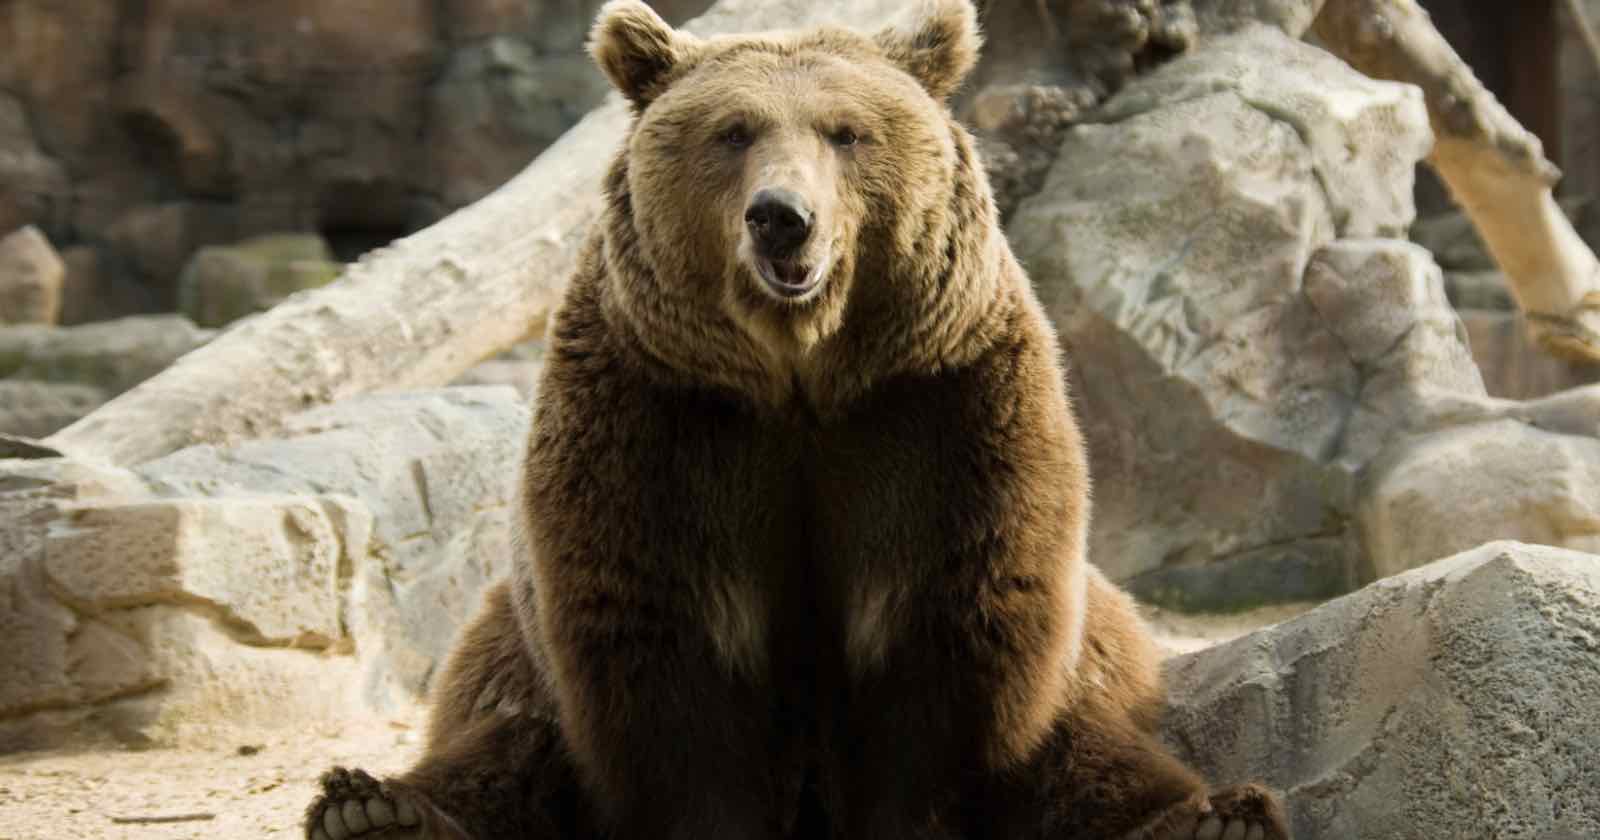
[[304, 2, 1290, 839]]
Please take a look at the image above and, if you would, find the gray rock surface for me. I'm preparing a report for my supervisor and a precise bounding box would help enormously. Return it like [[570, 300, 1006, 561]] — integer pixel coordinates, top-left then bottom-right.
[[1094, 25, 1432, 238], [138, 386, 529, 708], [0, 385, 527, 747], [0, 315, 214, 395], [1162, 541, 1600, 839], [0, 225, 63, 325], [1009, 26, 1473, 608], [42, 496, 354, 645]]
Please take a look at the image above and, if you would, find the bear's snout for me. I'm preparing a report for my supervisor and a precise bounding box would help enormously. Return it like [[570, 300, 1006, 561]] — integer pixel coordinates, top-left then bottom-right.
[[744, 188, 813, 260]]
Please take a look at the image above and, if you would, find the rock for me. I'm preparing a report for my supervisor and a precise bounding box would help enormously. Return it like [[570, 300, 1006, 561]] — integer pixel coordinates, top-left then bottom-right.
[[0, 457, 159, 747], [138, 386, 529, 708], [0, 225, 64, 325], [41, 496, 356, 645], [0, 315, 215, 395], [0, 386, 522, 745], [1008, 26, 1472, 609], [425, 41, 608, 209], [0, 381, 107, 438], [1190, 0, 1321, 38], [176, 234, 343, 328], [1162, 541, 1600, 839], [1357, 422, 1600, 579], [1094, 25, 1433, 238]]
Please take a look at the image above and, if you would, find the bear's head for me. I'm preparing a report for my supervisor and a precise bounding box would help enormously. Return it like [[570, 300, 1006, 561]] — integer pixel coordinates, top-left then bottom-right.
[[590, 1, 1000, 404]]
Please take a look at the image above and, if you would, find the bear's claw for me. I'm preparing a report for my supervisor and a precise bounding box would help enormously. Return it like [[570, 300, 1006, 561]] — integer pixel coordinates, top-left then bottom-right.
[[305, 767, 423, 840]]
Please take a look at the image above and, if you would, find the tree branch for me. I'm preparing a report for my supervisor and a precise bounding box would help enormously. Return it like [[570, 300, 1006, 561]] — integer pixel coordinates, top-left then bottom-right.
[[1311, 0, 1600, 363]]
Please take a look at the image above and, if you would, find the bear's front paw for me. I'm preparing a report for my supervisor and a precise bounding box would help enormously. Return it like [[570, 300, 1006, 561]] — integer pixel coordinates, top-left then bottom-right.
[[1128, 783, 1289, 840], [305, 767, 424, 840]]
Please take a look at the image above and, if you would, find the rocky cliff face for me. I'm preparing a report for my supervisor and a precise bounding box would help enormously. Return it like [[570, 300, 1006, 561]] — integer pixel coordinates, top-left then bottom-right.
[[0, 0, 709, 319]]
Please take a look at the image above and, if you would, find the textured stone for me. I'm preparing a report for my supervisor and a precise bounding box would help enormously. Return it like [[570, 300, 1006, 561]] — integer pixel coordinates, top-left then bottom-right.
[[41, 496, 356, 645], [1009, 32, 1465, 608], [1095, 25, 1433, 238], [0, 225, 64, 325], [138, 386, 529, 706], [1162, 541, 1600, 839]]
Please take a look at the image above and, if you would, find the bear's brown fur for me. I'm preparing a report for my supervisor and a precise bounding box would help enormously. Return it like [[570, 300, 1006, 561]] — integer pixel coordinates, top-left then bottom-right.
[[305, 2, 1290, 839]]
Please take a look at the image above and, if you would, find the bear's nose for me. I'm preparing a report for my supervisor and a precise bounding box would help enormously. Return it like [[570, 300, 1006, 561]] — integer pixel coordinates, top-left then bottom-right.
[[744, 188, 813, 259]]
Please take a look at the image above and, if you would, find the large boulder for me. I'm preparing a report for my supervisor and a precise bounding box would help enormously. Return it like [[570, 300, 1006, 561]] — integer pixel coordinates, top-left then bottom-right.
[[0, 225, 64, 325], [0, 385, 529, 748], [1090, 26, 1432, 239], [137, 386, 531, 709], [1008, 26, 1471, 609], [1162, 541, 1600, 839]]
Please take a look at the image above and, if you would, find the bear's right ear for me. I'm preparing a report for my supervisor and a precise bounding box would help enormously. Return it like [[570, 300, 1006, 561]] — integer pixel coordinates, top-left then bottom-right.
[[589, 0, 696, 109]]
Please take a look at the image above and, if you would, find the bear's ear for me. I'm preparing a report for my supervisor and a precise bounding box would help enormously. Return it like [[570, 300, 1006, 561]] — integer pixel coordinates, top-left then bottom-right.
[[589, 0, 696, 108], [872, 0, 983, 101]]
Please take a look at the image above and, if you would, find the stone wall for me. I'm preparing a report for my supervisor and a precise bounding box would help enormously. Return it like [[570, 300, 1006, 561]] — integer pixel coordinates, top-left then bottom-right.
[[0, 0, 710, 321]]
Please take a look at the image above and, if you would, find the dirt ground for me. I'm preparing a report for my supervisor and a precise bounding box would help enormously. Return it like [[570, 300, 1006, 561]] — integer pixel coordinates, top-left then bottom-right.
[[0, 603, 1311, 840], [0, 717, 425, 840]]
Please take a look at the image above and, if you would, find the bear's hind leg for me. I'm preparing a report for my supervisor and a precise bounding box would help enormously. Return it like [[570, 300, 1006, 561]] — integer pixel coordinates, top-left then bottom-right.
[[989, 706, 1288, 840], [304, 582, 589, 840]]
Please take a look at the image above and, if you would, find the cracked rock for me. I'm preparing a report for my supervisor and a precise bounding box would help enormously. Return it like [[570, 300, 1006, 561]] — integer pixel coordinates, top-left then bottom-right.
[[1095, 25, 1432, 239], [1161, 541, 1600, 839], [138, 386, 530, 708], [1008, 26, 1469, 609], [41, 496, 354, 645]]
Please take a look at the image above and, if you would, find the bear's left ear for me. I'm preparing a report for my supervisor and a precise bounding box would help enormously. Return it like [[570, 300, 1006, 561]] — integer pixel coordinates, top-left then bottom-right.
[[589, 0, 698, 109], [873, 0, 983, 101]]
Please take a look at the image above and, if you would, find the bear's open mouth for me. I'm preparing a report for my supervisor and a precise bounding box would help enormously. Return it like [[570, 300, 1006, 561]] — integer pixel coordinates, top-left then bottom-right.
[[754, 253, 829, 300]]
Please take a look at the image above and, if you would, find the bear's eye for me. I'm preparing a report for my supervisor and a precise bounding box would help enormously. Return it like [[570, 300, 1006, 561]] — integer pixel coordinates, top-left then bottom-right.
[[720, 124, 752, 149], [829, 127, 860, 148]]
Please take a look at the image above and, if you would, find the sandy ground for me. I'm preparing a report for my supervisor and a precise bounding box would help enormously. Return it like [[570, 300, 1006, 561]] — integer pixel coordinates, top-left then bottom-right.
[[0, 717, 424, 840], [0, 603, 1312, 840]]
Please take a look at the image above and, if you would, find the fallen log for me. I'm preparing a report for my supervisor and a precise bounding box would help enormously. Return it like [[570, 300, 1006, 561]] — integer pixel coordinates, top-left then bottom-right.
[[40, 0, 907, 466]]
